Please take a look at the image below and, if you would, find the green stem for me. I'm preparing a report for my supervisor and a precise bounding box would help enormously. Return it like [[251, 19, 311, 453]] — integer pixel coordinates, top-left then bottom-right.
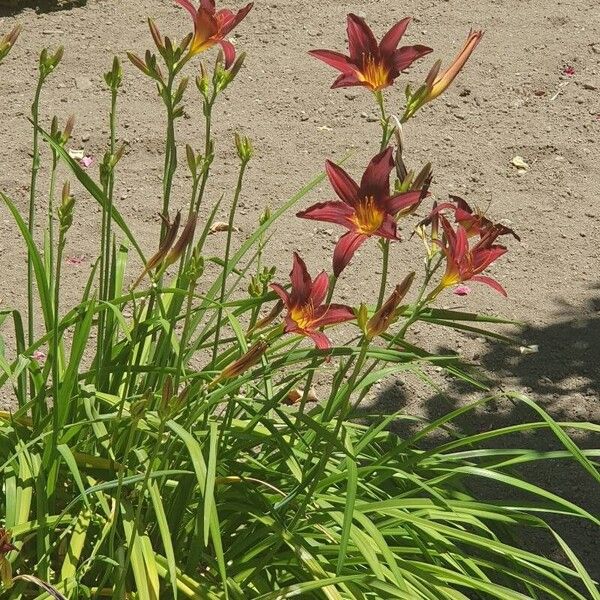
[[46, 153, 58, 294], [27, 75, 45, 349], [161, 72, 177, 240], [211, 159, 248, 362]]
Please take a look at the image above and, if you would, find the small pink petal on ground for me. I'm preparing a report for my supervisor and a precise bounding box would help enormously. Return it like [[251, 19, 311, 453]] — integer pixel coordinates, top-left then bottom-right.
[[66, 256, 85, 266], [453, 284, 471, 296], [32, 350, 46, 362], [80, 156, 93, 168], [562, 65, 575, 76]]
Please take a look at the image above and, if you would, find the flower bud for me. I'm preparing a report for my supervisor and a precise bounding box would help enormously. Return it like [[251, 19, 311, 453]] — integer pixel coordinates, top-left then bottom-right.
[[104, 56, 123, 90], [259, 205, 271, 226], [58, 182, 75, 234], [61, 114, 75, 145], [213, 340, 269, 384], [196, 63, 210, 97], [165, 212, 197, 267], [234, 133, 253, 163], [0, 24, 22, 62], [355, 303, 369, 335], [248, 300, 283, 333], [148, 18, 165, 53], [366, 272, 415, 340]]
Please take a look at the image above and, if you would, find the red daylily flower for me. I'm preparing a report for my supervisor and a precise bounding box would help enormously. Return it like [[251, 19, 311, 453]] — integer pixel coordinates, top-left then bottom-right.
[[309, 14, 431, 91], [438, 216, 508, 296], [175, 0, 253, 67], [297, 147, 425, 276], [271, 253, 354, 349], [435, 195, 520, 241]]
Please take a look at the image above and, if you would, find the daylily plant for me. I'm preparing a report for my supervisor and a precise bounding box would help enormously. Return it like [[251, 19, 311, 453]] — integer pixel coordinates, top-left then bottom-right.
[[309, 14, 431, 91], [271, 253, 354, 349], [297, 147, 424, 276], [175, 0, 253, 66]]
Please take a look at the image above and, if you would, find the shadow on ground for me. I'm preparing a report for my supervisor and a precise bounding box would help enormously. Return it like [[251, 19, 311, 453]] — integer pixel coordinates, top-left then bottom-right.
[[367, 290, 600, 582], [0, 0, 86, 17]]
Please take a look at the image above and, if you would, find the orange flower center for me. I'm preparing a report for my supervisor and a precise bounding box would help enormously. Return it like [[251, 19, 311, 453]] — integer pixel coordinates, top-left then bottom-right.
[[351, 196, 385, 235], [358, 55, 390, 91], [290, 302, 315, 330]]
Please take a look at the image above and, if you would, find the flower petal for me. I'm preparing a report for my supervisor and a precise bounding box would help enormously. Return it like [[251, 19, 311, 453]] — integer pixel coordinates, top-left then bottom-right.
[[360, 147, 394, 201], [201, 0, 216, 13], [310, 271, 330, 307], [387, 190, 423, 215], [308, 49, 353, 73], [333, 231, 367, 277], [331, 72, 364, 88], [325, 161, 359, 205], [346, 13, 378, 62], [313, 303, 355, 326], [175, 0, 199, 19], [393, 44, 433, 71], [307, 329, 332, 350], [296, 201, 354, 228], [376, 214, 398, 240], [193, 7, 219, 47], [379, 17, 411, 55], [470, 275, 507, 297], [219, 38, 236, 68], [290, 252, 312, 305], [270, 283, 291, 307], [218, 3, 253, 36]]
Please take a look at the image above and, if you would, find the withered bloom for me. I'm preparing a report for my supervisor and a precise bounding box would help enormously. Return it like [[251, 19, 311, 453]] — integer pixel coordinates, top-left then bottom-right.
[[366, 272, 415, 339], [130, 211, 181, 290]]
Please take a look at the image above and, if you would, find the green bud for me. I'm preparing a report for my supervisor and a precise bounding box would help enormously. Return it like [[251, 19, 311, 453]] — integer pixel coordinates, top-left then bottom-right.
[[58, 182, 75, 234], [234, 133, 253, 163], [259, 205, 271, 226]]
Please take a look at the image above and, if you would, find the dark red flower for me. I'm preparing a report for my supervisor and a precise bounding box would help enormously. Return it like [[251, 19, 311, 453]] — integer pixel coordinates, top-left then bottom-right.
[[309, 14, 431, 91], [175, 0, 253, 67], [438, 216, 508, 296], [435, 195, 520, 241], [297, 148, 424, 276], [271, 253, 354, 349]]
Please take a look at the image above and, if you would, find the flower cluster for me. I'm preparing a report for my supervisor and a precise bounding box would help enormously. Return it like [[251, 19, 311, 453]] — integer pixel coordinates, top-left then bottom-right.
[[130, 4, 517, 354]]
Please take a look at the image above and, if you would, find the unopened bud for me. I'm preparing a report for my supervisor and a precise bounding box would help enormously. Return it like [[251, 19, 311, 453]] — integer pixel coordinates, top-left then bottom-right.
[[148, 18, 165, 52], [249, 300, 283, 333], [165, 212, 197, 267], [62, 114, 75, 144], [259, 205, 271, 226], [58, 182, 75, 233], [173, 76, 189, 105], [355, 303, 369, 335], [213, 340, 269, 385], [196, 63, 210, 97], [366, 273, 415, 340], [234, 133, 253, 163], [104, 56, 123, 89]]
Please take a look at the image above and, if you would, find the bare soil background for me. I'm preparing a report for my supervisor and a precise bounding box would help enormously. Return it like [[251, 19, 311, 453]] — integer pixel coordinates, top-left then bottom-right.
[[1, 0, 599, 582]]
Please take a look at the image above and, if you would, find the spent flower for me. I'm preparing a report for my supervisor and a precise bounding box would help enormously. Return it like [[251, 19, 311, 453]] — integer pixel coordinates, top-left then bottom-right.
[[310, 14, 431, 92], [271, 253, 354, 349], [297, 147, 425, 276]]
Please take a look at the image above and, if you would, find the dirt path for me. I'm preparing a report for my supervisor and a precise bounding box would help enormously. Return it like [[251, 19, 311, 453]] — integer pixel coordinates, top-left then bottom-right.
[[1, 0, 599, 576]]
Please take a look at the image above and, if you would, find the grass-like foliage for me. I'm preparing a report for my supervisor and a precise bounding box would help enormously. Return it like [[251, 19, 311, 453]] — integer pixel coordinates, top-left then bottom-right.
[[0, 7, 599, 600]]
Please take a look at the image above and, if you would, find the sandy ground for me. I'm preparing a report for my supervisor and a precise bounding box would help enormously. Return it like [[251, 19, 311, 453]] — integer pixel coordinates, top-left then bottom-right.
[[0, 0, 599, 581]]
